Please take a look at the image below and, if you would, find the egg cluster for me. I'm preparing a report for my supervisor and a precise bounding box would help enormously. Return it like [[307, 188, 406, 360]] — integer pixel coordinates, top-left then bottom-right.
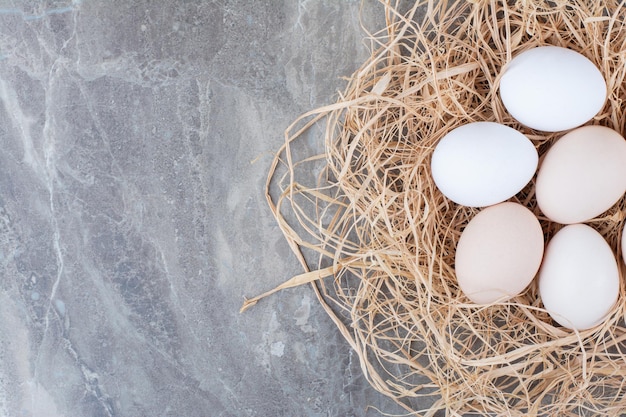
[[431, 46, 626, 331]]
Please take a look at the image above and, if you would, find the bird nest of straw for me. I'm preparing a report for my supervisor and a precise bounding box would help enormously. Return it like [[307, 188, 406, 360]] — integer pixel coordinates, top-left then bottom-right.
[[243, 0, 626, 415]]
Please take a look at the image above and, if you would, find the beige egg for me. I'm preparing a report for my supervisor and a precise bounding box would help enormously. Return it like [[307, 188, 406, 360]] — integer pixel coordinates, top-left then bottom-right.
[[536, 125, 626, 224], [455, 202, 545, 304]]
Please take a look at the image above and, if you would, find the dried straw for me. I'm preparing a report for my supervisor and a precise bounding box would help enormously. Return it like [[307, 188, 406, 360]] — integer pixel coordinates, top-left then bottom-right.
[[242, 0, 626, 415]]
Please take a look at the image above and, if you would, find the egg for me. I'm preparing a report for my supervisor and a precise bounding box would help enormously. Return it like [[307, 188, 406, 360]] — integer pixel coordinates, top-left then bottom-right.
[[499, 46, 606, 132], [538, 224, 619, 330], [535, 125, 626, 224], [622, 223, 626, 266], [431, 122, 538, 207], [455, 202, 544, 304]]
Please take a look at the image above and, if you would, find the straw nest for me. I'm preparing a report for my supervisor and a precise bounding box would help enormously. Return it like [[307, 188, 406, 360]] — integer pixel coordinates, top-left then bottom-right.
[[243, 0, 626, 415]]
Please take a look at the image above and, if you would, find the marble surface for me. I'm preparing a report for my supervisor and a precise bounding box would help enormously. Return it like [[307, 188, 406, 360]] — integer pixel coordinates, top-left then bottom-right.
[[0, 1, 414, 416]]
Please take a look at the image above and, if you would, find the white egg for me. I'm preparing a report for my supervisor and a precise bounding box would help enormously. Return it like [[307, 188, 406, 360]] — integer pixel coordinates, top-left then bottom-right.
[[622, 223, 626, 266], [431, 122, 538, 207], [538, 224, 619, 330], [499, 46, 606, 132]]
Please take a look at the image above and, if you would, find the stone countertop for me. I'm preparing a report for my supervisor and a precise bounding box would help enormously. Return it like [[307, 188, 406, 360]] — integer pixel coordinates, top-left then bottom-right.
[[0, 1, 415, 416]]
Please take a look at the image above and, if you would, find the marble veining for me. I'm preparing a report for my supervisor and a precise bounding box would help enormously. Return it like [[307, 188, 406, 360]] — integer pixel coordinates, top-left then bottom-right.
[[0, 1, 414, 416]]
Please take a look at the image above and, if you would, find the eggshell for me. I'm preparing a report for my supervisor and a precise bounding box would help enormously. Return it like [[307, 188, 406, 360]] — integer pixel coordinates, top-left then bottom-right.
[[622, 223, 626, 266], [538, 224, 619, 330], [431, 122, 538, 207], [455, 202, 544, 304], [499, 46, 606, 132], [535, 125, 626, 224]]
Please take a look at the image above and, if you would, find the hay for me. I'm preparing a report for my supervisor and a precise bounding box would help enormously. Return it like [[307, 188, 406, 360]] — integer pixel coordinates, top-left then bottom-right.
[[242, 0, 626, 415]]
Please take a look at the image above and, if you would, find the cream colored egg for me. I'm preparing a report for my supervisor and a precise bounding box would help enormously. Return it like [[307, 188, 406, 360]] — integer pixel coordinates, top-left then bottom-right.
[[538, 224, 619, 330], [455, 202, 544, 304], [536, 125, 626, 224]]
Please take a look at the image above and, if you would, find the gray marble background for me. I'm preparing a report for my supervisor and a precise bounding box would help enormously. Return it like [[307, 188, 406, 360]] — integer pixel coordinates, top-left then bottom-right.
[[0, 1, 416, 416]]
